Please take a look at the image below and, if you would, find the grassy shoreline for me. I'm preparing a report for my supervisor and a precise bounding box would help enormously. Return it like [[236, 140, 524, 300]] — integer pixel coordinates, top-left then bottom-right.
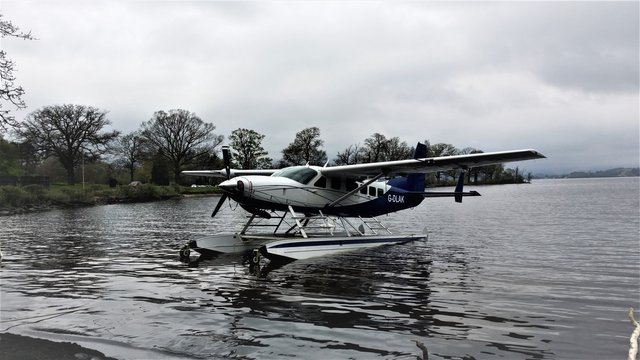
[[0, 184, 220, 215]]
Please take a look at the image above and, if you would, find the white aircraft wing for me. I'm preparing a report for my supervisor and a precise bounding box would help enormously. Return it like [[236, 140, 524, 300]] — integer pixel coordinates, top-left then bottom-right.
[[182, 169, 277, 178], [319, 149, 545, 177]]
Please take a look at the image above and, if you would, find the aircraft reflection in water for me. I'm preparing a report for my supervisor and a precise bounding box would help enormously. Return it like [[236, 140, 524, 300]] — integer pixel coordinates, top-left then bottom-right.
[[182, 142, 544, 266]]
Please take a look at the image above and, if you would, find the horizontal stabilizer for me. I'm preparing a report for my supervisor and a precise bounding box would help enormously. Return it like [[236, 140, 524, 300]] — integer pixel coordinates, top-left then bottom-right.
[[425, 170, 479, 203], [422, 191, 481, 198]]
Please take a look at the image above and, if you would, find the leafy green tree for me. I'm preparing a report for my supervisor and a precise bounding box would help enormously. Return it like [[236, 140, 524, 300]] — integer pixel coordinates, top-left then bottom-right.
[[16, 104, 119, 184], [479, 163, 503, 183], [228, 128, 272, 169], [150, 151, 171, 186], [281, 127, 327, 166], [140, 109, 223, 183], [15, 139, 38, 175], [0, 14, 35, 132], [0, 135, 21, 175]]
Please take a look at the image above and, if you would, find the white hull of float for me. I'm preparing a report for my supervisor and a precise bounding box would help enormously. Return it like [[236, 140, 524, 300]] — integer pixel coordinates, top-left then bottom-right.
[[259, 234, 425, 261], [182, 206, 427, 262], [189, 233, 273, 256]]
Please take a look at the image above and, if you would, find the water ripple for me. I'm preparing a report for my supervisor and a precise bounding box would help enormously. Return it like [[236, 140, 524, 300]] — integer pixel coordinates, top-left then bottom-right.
[[1, 178, 638, 359]]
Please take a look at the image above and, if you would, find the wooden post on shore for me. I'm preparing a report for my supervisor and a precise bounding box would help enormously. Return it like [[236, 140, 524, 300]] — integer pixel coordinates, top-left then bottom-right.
[[629, 308, 640, 360]]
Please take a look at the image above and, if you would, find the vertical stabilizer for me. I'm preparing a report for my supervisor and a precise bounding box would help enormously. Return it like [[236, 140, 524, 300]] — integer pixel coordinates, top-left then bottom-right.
[[405, 142, 427, 192]]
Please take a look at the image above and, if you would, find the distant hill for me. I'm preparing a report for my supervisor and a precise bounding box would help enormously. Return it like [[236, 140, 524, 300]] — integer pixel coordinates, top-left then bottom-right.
[[565, 167, 639, 178]]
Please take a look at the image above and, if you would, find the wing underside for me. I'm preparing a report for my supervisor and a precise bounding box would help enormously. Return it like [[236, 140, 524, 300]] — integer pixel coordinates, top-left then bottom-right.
[[319, 149, 545, 177]]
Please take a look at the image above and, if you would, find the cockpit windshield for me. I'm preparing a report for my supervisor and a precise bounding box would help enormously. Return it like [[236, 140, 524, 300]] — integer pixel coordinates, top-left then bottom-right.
[[271, 166, 318, 185]]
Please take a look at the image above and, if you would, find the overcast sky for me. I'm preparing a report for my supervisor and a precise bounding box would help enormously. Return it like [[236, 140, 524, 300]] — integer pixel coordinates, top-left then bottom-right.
[[2, 1, 638, 174]]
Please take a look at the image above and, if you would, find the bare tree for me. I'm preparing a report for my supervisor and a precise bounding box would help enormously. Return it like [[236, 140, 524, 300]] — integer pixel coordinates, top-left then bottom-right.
[[459, 147, 483, 183], [334, 144, 366, 165], [112, 131, 149, 183], [363, 133, 388, 162], [140, 109, 223, 183], [16, 104, 120, 184], [384, 137, 414, 161], [429, 143, 459, 183], [0, 14, 35, 133]]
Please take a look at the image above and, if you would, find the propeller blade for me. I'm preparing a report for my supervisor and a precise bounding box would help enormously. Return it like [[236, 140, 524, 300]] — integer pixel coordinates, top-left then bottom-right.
[[211, 146, 231, 217], [455, 171, 465, 203], [211, 193, 228, 217], [222, 146, 231, 180]]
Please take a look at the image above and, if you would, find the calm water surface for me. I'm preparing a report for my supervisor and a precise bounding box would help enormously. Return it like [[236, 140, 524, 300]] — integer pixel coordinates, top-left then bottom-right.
[[1, 178, 638, 359]]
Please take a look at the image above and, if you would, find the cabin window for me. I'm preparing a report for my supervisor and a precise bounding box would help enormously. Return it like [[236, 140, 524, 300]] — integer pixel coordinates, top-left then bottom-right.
[[346, 178, 358, 191], [272, 166, 318, 185], [360, 187, 367, 195], [369, 187, 376, 196], [377, 188, 384, 197], [314, 176, 327, 188], [330, 177, 341, 190]]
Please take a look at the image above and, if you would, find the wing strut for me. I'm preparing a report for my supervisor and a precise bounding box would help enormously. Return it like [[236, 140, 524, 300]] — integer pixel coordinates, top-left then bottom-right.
[[327, 172, 385, 207]]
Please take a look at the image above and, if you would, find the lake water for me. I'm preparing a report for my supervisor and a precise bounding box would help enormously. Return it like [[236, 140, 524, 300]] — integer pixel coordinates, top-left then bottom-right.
[[1, 178, 638, 359]]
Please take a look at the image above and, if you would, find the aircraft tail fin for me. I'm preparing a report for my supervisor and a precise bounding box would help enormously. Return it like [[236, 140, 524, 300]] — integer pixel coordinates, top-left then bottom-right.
[[414, 142, 428, 159], [405, 143, 428, 191]]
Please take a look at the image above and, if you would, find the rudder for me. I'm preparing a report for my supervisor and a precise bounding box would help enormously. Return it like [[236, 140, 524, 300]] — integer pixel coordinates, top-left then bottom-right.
[[406, 142, 427, 191]]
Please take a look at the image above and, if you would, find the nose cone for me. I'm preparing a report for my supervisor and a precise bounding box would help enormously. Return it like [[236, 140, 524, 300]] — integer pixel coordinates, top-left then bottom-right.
[[219, 179, 237, 193], [218, 178, 246, 194]]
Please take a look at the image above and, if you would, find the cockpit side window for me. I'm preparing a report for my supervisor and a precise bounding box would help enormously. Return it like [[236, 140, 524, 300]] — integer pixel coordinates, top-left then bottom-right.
[[271, 166, 318, 185], [346, 178, 358, 191], [330, 177, 341, 190]]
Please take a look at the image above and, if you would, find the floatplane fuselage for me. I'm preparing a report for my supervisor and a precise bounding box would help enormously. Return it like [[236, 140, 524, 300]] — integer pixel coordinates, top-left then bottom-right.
[[181, 143, 545, 263], [219, 166, 426, 218]]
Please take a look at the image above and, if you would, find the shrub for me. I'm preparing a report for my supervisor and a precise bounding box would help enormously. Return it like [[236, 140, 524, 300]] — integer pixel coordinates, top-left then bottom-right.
[[0, 186, 34, 207]]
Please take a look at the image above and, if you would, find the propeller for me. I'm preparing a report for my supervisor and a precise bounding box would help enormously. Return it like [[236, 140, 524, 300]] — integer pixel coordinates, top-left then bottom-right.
[[454, 171, 465, 203], [211, 146, 231, 217]]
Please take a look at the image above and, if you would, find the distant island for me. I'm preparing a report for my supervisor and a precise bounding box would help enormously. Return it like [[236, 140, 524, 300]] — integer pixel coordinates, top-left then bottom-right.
[[541, 167, 639, 179]]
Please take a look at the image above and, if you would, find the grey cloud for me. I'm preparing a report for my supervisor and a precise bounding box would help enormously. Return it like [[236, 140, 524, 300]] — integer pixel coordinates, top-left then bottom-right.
[[2, 1, 638, 173]]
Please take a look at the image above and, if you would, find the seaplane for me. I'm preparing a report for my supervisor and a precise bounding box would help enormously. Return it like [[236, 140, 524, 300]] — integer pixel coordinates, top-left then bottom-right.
[[181, 143, 544, 266]]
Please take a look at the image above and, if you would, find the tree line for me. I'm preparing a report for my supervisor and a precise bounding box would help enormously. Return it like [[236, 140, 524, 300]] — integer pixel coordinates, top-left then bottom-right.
[[0, 104, 529, 186]]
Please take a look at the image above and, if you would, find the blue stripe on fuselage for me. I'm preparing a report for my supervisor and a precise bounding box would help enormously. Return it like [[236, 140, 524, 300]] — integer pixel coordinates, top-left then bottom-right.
[[227, 186, 424, 217]]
